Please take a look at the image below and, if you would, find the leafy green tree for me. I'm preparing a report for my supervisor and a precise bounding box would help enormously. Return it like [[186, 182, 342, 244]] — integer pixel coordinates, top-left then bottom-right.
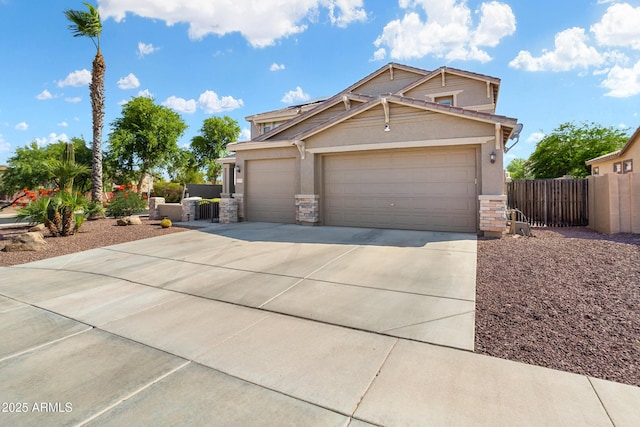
[[167, 148, 205, 184], [528, 122, 628, 178], [506, 158, 531, 180], [0, 138, 91, 195], [190, 116, 240, 183], [64, 2, 105, 203], [107, 96, 187, 191]]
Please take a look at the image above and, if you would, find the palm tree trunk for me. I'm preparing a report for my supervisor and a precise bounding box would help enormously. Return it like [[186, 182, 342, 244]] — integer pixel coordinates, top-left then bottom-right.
[[90, 49, 105, 204]]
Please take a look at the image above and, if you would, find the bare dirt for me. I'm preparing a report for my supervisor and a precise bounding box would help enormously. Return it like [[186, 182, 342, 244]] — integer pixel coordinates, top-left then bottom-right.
[[2, 214, 639, 387], [475, 227, 640, 387]]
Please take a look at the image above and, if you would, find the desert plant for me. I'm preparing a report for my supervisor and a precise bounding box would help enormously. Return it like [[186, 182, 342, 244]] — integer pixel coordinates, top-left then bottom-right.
[[160, 218, 172, 228], [16, 189, 88, 237], [106, 190, 147, 218]]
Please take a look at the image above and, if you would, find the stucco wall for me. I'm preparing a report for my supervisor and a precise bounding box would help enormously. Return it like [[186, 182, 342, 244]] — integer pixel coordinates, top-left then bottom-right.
[[588, 173, 640, 234], [404, 73, 495, 111]]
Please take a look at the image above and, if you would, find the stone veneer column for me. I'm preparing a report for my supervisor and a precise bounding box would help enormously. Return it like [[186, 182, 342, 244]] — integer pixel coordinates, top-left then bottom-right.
[[181, 197, 201, 222], [295, 194, 320, 225], [148, 197, 165, 220], [219, 195, 238, 224], [232, 193, 244, 221], [479, 195, 507, 237]]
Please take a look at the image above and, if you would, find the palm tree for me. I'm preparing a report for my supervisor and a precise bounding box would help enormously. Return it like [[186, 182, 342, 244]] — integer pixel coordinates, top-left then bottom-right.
[[64, 2, 104, 206]]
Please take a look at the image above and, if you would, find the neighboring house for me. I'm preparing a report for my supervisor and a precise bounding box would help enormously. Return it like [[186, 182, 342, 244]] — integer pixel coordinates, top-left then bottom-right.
[[586, 126, 640, 175], [219, 62, 520, 235]]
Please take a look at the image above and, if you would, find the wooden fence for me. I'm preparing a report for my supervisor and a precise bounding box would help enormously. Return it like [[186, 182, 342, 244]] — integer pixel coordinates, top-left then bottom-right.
[[506, 179, 588, 227]]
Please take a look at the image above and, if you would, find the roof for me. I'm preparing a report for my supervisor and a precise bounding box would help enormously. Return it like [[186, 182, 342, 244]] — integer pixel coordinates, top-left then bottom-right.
[[234, 62, 516, 147], [585, 126, 640, 165]]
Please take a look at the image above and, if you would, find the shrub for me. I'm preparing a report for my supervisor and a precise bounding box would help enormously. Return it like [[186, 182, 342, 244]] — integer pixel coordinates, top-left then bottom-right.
[[160, 218, 172, 228], [16, 188, 88, 236], [106, 190, 147, 218], [151, 181, 182, 202]]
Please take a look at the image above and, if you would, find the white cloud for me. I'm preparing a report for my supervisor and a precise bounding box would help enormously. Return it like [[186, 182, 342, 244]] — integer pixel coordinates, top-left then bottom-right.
[[15, 122, 28, 131], [138, 89, 154, 98], [99, 0, 368, 48], [591, 3, 640, 50], [601, 60, 640, 97], [270, 63, 285, 71], [163, 96, 197, 114], [509, 28, 604, 71], [373, 0, 515, 62], [36, 89, 53, 100], [35, 132, 69, 147], [198, 90, 244, 113], [65, 97, 82, 103], [0, 134, 10, 152], [137, 41, 159, 57], [281, 86, 310, 104], [58, 121, 68, 127], [240, 127, 251, 141], [117, 73, 140, 89], [57, 69, 92, 87], [526, 132, 545, 144]]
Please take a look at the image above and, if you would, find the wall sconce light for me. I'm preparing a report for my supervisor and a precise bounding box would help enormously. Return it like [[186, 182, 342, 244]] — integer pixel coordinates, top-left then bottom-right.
[[384, 123, 391, 132], [235, 165, 241, 173], [490, 152, 496, 164]]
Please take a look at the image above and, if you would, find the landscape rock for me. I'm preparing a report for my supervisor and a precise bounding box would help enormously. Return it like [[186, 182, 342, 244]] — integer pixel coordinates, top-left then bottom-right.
[[116, 215, 143, 226], [127, 215, 142, 225], [29, 223, 45, 232], [1, 232, 47, 252]]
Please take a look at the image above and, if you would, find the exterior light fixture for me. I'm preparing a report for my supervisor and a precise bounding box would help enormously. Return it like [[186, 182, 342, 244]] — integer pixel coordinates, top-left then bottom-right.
[[235, 165, 241, 173], [384, 123, 390, 132], [490, 151, 496, 164]]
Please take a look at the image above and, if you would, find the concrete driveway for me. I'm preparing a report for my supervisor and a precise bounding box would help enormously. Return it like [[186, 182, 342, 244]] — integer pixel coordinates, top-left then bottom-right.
[[1, 222, 638, 426]]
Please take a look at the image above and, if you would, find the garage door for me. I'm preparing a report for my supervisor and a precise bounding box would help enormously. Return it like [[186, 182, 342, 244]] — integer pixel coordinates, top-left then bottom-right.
[[246, 158, 296, 223], [323, 147, 477, 232]]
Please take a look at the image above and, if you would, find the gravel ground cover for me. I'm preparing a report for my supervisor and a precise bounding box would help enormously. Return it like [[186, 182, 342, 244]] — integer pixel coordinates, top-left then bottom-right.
[[2, 215, 639, 387], [0, 217, 192, 266], [476, 227, 640, 387]]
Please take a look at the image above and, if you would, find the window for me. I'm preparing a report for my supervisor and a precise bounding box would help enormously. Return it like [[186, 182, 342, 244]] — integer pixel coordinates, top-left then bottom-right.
[[613, 162, 622, 174], [435, 95, 454, 106], [593, 166, 599, 176], [623, 159, 633, 173]]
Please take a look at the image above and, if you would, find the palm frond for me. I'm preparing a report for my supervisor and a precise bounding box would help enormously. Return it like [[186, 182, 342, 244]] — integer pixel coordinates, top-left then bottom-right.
[[64, 2, 102, 47]]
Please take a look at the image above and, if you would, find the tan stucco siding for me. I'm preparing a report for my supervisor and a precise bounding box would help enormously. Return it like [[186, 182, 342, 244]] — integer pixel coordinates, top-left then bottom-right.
[[404, 74, 493, 110], [589, 140, 639, 175], [354, 69, 423, 96], [271, 103, 349, 140], [305, 105, 495, 150]]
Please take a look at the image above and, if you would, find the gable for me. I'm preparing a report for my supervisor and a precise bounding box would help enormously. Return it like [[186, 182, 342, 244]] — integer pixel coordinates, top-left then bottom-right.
[[351, 67, 424, 96], [404, 73, 496, 111]]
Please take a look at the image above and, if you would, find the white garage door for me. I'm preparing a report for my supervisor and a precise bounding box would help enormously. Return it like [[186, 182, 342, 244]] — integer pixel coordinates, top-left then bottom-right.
[[323, 147, 477, 232], [246, 158, 296, 223]]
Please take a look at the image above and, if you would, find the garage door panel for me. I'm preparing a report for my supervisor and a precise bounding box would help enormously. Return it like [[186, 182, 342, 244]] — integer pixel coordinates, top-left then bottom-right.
[[246, 158, 296, 223], [323, 147, 477, 232]]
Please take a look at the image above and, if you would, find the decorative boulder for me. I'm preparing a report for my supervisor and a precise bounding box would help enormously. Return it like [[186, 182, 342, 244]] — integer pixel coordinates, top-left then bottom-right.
[[2, 232, 47, 252], [117, 215, 143, 226], [127, 215, 142, 225], [29, 223, 46, 233]]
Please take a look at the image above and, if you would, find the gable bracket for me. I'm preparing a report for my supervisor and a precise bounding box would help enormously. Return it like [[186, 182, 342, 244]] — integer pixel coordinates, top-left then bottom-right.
[[342, 95, 351, 111], [381, 97, 390, 125], [389, 63, 394, 80], [441, 69, 446, 86], [495, 123, 502, 150], [486, 81, 491, 99], [292, 139, 306, 159]]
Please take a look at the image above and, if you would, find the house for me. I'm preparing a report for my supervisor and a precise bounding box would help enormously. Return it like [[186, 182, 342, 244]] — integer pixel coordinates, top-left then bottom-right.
[[219, 63, 521, 236], [585, 126, 640, 175]]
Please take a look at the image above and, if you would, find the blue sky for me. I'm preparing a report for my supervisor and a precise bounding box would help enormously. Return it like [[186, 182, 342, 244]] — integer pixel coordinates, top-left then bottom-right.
[[1, 0, 639, 167]]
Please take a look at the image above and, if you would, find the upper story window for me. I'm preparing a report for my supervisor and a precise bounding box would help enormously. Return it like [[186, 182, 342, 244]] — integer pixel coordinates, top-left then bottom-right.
[[613, 162, 622, 174], [593, 166, 599, 176], [623, 159, 633, 173], [435, 95, 454, 106], [261, 122, 283, 134]]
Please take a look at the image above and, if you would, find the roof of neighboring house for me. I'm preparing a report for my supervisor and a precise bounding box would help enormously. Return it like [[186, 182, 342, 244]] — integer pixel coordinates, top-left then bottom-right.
[[585, 126, 640, 165], [245, 97, 329, 123]]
